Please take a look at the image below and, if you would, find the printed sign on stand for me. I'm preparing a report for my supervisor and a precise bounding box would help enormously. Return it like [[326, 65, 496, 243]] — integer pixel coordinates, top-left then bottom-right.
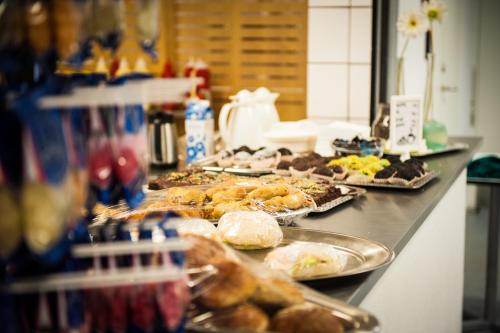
[[389, 95, 423, 153]]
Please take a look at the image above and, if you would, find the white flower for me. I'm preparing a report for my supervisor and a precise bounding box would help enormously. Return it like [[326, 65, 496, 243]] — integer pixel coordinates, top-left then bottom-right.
[[422, 0, 447, 23], [397, 10, 429, 38]]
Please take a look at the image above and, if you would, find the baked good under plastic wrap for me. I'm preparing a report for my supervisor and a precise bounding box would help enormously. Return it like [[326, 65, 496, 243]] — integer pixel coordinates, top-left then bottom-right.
[[184, 234, 379, 333], [93, 183, 316, 226]]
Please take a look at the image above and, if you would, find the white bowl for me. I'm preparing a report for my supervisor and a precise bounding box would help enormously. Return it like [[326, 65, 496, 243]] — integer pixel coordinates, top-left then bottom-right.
[[264, 131, 317, 153]]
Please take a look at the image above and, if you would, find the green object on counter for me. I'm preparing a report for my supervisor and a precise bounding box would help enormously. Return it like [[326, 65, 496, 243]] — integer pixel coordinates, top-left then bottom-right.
[[423, 119, 448, 150], [467, 155, 500, 179]]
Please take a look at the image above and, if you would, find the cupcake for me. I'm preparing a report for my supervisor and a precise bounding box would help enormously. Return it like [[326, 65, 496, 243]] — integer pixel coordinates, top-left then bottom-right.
[[374, 166, 396, 184], [346, 172, 373, 184], [388, 164, 422, 186], [217, 150, 235, 168], [275, 160, 292, 176], [250, 149, 281, 169], [332, 165, 348, 180], [233, 151, 252, 168], [313, 165, 334, 177], [290, 157, 314, 178]]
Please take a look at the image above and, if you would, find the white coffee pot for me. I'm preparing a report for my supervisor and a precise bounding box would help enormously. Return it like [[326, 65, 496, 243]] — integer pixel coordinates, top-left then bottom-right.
[[218, 87, 280, 149]]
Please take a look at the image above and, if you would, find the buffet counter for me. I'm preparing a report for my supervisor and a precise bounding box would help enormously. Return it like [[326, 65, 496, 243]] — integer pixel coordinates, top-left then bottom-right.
[[297, 137, 481, 332]]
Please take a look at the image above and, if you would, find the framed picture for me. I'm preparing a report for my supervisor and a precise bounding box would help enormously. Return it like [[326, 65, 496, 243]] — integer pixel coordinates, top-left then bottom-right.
[[390, 95, 423, 152]]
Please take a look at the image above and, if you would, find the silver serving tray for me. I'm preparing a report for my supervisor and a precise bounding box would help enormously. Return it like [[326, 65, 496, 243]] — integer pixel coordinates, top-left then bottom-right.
[[92, 188, 315, 227], [384, 142, 469, 157], [313, 185, 366, 213], [201, 166, 275, 176], [241, 227, 394, 281], [188, 284, 380, 333], [333, 170, 439, 190]]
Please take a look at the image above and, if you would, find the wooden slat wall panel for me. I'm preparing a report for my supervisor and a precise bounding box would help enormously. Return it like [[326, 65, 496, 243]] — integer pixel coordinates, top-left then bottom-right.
[[168, 0, 307, 121]]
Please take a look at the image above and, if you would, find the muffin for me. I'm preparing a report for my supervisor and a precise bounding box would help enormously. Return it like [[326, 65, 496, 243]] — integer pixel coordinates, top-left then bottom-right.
[[207, 303, 269, 332], [270, 303, 344, 333], [199, 260, 257, 308], [251, 277, 304, 307]]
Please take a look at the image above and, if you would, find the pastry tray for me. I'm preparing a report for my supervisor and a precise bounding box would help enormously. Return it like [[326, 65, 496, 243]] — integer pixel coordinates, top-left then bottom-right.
[[240, 227, 394, 282], [187, 284, 380, 333], [384, 142, 469, 157], [192, 154, 277, 176], [92, 185, 316, 227], [333, 170, 439, 190], [312, 185, 367, 213], [202, 165, 274, 176]]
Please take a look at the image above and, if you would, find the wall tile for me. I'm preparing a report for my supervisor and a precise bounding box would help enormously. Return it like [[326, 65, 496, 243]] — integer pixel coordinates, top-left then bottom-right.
[[349, 64, 371, 119], [309, 0, 349, 6], [349, 118, 370, 126], [350, 8, 372, 63], [307, 64, 348, 118], [308, 8, 349, 62], [350, 0, 372, 6]]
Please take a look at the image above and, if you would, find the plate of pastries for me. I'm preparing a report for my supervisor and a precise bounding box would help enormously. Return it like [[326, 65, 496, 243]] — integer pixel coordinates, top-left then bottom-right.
[[170, 211, 393, 282], [94, 183, 316, 224], [276, 152, 438, 189], [179, 218, 380, 333], [148, 171, 364, 213]]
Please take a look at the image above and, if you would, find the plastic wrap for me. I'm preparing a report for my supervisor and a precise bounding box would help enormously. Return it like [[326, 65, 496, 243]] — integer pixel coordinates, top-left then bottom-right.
[[182, 233, 378, 333], [263, 242, 348, 280], [93, 183, 316, 225]]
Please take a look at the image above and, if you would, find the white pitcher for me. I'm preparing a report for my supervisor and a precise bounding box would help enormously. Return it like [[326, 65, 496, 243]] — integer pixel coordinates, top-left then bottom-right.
[[218, 87, 280, 149]]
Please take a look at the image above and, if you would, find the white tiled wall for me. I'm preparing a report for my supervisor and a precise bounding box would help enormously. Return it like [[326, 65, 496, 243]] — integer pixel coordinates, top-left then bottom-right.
[[307, 0, 373, 125]]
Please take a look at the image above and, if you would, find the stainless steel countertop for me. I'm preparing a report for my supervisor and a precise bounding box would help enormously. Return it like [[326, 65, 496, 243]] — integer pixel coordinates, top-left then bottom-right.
[[296, 137, 482, 305]]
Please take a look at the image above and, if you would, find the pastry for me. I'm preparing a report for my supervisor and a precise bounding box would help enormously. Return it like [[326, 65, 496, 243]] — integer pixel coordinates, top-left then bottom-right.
[[332, 165, 348, 180], [276, 160, 292, 170], [207, 303, 269, 332], [173, 218, 219, 240], [247, 184, 289, 200], [148, 168, 218, 189], [165, 187, 207, 206], [199, 260, 257, 308], [210, 187, 248, 204], [271, 303, 344, 333], [374, 166, 396, 184], [211, 200, 254, 219], [346, 172, 373, 184], [264, 242, 347, 279], [251, 277, 304, 307], [216, 150, 235, 168], [183, 234, 228, 267], [277, 147, 293, 156], [233, 145, 254, 154], [250, 149, 280, 169], [233, 151, 252, 167], [217, 211, 283, 250], [280, 191, 309, 210], [313, 165, 333, 177], [388, 163, 422, 186]]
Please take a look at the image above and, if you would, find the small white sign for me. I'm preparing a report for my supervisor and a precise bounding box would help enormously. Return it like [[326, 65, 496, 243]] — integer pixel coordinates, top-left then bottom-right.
[[390, 95, 423, 152]]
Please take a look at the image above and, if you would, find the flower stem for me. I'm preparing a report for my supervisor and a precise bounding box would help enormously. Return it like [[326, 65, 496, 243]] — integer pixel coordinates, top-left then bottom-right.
[[396, 37, 410, 95], [424, 24, 434, 121]]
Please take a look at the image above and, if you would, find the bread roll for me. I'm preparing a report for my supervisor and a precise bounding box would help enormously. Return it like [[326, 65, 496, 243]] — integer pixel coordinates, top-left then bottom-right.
[[199, 260, 257, 308], [208, 303, 269, 332], [251, 277, 304, 307], [183, 234, 227, 267], [218, 211, 283, 250], [271, 303, 344, 333], [173, 218, 219, 241]]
